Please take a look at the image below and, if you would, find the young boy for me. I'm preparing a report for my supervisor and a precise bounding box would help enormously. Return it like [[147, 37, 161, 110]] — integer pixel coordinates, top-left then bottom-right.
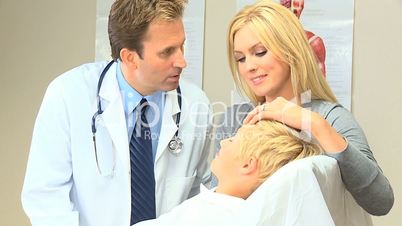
[[135, 120, 322, 226]]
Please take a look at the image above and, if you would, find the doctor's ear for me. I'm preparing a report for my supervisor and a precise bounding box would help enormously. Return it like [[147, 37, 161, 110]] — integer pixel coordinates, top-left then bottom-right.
[[240, 156, 258, 175], [120, 48, 140, 68]]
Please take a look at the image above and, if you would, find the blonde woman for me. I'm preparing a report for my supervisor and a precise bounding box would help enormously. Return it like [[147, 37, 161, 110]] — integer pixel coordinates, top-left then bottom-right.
[[214, 0, 393, 215]]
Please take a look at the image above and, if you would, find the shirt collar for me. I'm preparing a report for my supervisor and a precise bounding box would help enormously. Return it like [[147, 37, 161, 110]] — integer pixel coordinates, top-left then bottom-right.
[[116, 60, 162, 114]]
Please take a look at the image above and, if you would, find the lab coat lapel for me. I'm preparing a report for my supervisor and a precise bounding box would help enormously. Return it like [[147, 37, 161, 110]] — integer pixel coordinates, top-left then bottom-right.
[[98, 62, 130, 172], [155, 89, 180, 163]]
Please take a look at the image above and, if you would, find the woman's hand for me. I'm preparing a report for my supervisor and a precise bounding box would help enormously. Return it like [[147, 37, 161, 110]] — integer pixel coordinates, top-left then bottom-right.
[[243, 97, 347, 153], [243, 97, 310, 131]]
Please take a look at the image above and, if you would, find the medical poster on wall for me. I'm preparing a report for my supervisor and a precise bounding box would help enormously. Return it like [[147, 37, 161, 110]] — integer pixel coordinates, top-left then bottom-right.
[[95, 0, 205, 88], [236, 0, 354, 110]]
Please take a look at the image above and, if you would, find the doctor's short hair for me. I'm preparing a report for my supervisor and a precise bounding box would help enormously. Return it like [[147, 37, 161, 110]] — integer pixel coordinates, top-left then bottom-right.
[[236, 120, 322, 183], [108, 0, 188, 60], [227, 0, 337, 105]]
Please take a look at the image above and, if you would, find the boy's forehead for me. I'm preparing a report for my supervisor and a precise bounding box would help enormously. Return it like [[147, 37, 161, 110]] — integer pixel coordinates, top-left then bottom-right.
[[238, 124, 255, 133], [235, 126, 251, 139]]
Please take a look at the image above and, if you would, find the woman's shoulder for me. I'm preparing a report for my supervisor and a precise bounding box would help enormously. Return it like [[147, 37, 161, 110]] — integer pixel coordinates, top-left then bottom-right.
[[309, 100, 362, 133], [308, 99, 349, 119]]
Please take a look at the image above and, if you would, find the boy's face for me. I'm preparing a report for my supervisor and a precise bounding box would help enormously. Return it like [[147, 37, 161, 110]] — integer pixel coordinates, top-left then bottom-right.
[[211, 132, 243, 184]]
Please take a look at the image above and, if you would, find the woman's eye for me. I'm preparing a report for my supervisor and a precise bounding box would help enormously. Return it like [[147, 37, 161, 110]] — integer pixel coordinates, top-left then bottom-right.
[[236, 57, 245, 63], [256, 50, 267, 57]]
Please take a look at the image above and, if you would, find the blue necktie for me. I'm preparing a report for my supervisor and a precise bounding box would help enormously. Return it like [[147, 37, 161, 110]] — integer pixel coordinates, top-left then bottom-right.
[[130, 98, 156, 225]]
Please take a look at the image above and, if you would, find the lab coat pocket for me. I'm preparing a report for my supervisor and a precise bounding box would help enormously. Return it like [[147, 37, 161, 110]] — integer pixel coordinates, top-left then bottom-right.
[[165, 170, 197, 212]]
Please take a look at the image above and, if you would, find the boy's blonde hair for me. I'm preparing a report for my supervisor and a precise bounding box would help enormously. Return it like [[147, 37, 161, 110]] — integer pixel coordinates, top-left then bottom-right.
[[237, 120, 322, 183]]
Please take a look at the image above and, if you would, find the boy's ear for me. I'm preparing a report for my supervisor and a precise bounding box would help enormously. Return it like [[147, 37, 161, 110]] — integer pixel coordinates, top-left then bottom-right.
[[240, 156, 258, 175], [120, 48, 139, 69]]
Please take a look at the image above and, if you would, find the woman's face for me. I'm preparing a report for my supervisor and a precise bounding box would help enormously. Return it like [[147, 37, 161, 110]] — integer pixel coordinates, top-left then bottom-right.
[[233, 25, 293, 102]]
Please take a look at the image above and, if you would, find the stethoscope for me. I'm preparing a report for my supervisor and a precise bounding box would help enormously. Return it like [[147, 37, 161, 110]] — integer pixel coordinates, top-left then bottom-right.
[[91, 60, 183, 176]]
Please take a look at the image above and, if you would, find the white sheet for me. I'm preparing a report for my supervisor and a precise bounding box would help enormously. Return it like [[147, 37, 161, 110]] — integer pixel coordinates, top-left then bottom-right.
[[135, 186, 245, 226]]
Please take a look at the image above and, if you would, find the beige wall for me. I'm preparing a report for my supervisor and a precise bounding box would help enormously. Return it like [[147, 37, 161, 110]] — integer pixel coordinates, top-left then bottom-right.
[[0, 0, 96, 225], [352, 0, 402, 225], [1, 0, 401, 225]]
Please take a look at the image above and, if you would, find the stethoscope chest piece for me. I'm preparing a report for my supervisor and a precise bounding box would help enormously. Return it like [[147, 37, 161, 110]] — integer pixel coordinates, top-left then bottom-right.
[[168, 137, 183, 154]]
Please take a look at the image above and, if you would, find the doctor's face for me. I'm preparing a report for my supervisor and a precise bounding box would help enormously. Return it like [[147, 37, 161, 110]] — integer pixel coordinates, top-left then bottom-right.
[[130, 18, 187, 95], [211, 132, 243, 184]]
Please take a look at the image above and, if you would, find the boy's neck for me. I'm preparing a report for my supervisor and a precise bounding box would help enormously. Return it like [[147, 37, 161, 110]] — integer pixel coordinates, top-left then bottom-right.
[[215, 182, 256, 199]]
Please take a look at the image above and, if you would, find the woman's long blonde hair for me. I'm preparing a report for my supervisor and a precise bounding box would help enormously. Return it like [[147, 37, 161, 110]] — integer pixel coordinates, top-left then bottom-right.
[[227, 0, 337, 104]]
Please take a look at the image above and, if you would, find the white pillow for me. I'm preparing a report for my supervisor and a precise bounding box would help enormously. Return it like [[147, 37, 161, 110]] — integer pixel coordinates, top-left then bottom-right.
[[235, 155, 372, 226]]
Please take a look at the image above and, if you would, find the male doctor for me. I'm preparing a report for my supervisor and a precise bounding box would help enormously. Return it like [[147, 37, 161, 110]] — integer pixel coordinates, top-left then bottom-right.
[[21, 0, 212, 226]]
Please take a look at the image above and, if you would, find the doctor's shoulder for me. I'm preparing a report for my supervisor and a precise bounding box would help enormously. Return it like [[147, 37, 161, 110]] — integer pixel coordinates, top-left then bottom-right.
[[45, 61, 108, 94], [178, 79, 211, 125], [38, 61, 108, 113], [178, 79, 210, 104]]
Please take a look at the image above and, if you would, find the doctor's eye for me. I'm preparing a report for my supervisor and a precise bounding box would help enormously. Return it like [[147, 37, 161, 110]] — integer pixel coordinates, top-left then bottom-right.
[[160, 47, 175, 57]]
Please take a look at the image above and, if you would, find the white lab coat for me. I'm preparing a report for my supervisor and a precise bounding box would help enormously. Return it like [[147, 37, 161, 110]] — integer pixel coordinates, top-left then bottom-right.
[[21, 61, 212, 226]]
